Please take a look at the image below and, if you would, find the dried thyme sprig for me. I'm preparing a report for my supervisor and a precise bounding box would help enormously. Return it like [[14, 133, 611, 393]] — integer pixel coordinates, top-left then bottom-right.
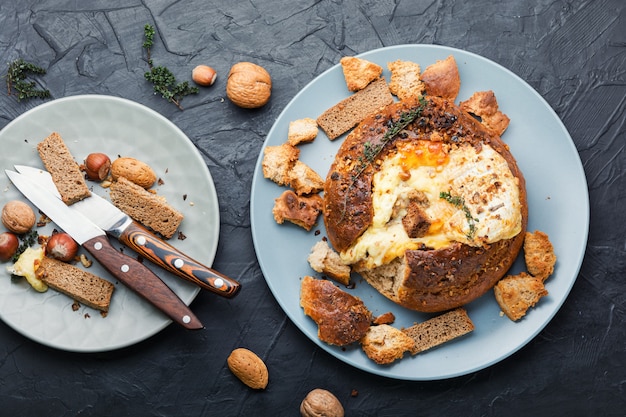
[[142, 24, 198, 110], [351, 95, 427, 183], [439, 191, 479, 239], [5, 59, 50, 102], [336, 97, 428, 222]]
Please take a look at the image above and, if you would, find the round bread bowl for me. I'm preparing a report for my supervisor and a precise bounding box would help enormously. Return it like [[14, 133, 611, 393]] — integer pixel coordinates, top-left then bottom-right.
[[323, 95, 528, 312]]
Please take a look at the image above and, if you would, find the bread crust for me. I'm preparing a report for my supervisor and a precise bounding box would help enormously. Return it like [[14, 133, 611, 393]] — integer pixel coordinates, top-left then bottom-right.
[[323, 96, 528, 312]]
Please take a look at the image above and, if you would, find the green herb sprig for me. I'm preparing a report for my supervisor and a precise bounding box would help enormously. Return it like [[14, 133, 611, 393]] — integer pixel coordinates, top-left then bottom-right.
[[5, 59, 51, 102], [336, 97, 427, 222], [439, 191, 479, 239], [351, 96, 427, 183], [11, 230, 39, 263], [142, 24, 198, 110]]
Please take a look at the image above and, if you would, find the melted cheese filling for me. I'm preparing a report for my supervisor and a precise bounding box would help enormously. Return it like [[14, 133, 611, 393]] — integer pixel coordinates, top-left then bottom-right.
[[341, 140, 522, 269]]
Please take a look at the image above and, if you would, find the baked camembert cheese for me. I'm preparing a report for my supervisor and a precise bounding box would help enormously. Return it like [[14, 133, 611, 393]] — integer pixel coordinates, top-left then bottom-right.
[[342, 139, 523, 269]]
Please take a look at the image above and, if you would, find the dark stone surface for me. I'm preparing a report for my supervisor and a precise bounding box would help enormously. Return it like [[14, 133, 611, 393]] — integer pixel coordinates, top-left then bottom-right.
[[0, 1, 624, 415]]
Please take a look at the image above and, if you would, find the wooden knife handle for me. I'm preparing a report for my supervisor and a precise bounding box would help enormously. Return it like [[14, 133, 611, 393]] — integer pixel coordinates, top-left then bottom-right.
[[82, 234, 203, 330], [118, 221, 241, 298]]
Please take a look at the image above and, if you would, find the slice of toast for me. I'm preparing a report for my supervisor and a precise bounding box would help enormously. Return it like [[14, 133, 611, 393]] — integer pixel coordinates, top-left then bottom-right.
[[36, 257, 115, 312], [316, 77, 394, 140], [402, 308, 474, 354], [109, 177, 183, 239], [37, 132, 91, 205]]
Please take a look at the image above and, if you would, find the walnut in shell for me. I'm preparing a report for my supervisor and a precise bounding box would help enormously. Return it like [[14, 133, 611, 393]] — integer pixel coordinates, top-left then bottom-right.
[[226, 62, 272, 109]]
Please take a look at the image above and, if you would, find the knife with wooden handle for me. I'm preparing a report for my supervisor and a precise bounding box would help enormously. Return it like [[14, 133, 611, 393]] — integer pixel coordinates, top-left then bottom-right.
[[14, 165, 241, 299], [6, 169, 203, 330]]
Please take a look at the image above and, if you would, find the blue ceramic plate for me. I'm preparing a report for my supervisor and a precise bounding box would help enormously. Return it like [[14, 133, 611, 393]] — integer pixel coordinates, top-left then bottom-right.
[[251, 45, 589, 380]]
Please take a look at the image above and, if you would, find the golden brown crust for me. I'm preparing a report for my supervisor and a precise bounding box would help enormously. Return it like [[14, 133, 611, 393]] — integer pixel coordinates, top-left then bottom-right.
[[524, 230, 556, 281], [273, 190, 323, 231], [300, 276, 371, 346], [459, 90, 510, 136], [340, 56, 383, 92], [323, 96, 528, 312], [494, 272, 548, 321], [420, 55, 461, 101]]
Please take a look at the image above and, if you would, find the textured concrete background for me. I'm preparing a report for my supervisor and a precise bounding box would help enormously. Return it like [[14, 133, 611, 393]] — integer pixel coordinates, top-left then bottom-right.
[[0, 1, 624, 415]]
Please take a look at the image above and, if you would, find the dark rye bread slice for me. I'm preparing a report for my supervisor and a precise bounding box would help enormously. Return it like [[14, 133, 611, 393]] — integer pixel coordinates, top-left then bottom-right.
[[37, 132, 91, 205], [36, 257, 115, 312], [109, 177, 183, 239], [402, 308, 474, 355], [316, 77, 394, 140]]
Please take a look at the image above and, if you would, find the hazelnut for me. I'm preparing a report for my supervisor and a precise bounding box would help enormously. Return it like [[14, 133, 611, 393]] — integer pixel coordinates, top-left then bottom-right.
[[192, 65, 217, 87], [46, 232, 79, 262], [226, 62, 272, 108], [84, 153, 111, 181], [2, 200, 36, 234], [300, 389, 344, 417], [0, 232, 19, 262]]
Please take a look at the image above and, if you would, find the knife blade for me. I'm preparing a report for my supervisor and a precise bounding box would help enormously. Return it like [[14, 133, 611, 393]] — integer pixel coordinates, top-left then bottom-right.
[[5, 170, 203, 330], [15, 165, 241, 299]]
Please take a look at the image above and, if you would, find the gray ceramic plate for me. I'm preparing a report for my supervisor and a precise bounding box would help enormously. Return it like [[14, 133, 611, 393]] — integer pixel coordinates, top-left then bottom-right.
[[0, 95, 219, 352], [251, 44, 589, 380]]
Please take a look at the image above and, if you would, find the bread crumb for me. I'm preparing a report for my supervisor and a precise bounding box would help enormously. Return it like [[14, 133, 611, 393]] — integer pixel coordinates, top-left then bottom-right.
[[360, 324, 415, 365], [340, 56, 383, 92], [387, 60, 425, 101], [494, 272, 548, 321], [459, 90, 510, 136], [287, 160, 324, 195], [307, 240, 351, 285], [287, 118, 318, 146], [420, 55, 461, 101], [523, 230, 556, 281], [273, 190, 323, 231], [262, 143, 300, 186]]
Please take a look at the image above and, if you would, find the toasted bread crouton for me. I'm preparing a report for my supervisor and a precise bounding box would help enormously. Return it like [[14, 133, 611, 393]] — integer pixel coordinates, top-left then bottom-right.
[[459, 90, 511, 136], [402, 308, 474, 355], [288, 160, 324, 195], [307, 240, 351, 285], [300, 276, 372, 346], [372, 311, 396, 326], [421, 55, 461, 101], [287, 118, 319, 146], [340, 56, 384, 92], [494, 272, 548, 321], [387, 60, 425, 101], [524, 230, 557, 281], [273, 190, 323, 231], [262, 143, 300, 186], [360, 324, 415, 365]]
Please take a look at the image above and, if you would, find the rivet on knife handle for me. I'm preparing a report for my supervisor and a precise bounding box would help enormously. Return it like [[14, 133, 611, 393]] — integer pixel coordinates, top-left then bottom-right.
[[118, 221, 241, 298], [83, 234, 204, 330]]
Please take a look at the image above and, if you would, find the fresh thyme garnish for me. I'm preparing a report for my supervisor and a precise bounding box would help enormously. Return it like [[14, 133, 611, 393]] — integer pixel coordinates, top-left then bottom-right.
[[336, 97, 428, 223], [5, 59, 51, 102], [142, 24, 198, 110], [351, 95, 427, 183], [439, 191, 479, 239], [11, 230, 39, 263]]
